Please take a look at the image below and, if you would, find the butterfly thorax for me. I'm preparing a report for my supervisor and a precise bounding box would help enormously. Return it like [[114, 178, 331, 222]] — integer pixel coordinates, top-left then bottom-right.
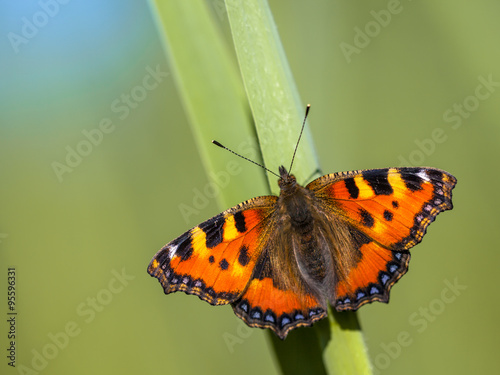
[[277, 166, 314, 229]]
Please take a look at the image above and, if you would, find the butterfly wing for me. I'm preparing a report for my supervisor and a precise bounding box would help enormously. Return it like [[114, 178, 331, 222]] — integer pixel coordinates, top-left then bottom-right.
[[147, 196, 277, 306], [149, 166, 456, 336], [307, 167, 456, 310]]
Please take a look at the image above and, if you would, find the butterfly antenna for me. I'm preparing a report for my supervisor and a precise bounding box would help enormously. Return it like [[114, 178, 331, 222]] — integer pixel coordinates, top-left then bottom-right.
[[289, 104, 311, 173], [212, 140, 280, 178]]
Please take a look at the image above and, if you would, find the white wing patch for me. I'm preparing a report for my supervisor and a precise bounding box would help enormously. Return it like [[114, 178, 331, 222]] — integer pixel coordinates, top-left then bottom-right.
[[168, 243, 178, 259], [417, 170, 431, 182]]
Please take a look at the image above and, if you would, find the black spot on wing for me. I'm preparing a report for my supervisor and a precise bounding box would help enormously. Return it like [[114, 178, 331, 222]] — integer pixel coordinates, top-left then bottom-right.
[[251, 252, 274, 283], [348, 226, 371, 261], [209, 255, 215, 263], [362, 170, 393, 195], [172, 232, 193, 262], [399, 168, 424, 191], [219, 258, 229, 270], [359, 208, 374, 228], [238, 245, 250, 266], [199, 214, 224, 248], [426, 169, 444, 180], [349, 227, 372, 246], [344, 177, 359, 199], [392, 200, 399, 209], [179, 245, 193, 261], [233, 211, 247, 233], [383, 210, 393, 221]]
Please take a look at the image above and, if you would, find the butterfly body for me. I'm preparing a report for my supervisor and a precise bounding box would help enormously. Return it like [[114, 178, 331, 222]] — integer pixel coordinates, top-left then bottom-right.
[[274, 166, 349, 309], [149, 166, 456, 339]]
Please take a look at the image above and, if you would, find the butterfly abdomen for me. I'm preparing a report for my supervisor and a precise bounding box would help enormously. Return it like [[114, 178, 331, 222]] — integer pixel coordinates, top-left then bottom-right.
[[297, 233, 327, 283]]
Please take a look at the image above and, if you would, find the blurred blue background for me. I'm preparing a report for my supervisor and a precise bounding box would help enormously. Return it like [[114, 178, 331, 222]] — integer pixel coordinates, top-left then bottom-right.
[[1, 1, 499, 374]]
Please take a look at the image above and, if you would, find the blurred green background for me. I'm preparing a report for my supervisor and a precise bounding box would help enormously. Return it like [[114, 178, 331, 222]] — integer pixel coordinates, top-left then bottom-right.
[[1, 1, 499, 374]]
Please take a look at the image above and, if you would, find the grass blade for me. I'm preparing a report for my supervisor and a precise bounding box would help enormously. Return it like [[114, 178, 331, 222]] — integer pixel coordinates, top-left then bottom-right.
[[150, 0, 268, 209]]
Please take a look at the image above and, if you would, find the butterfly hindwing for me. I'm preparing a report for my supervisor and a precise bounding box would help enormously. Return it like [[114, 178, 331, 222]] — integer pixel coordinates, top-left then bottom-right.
[[333, 233, 411, 310], [232, 239, 327, 339], [147, 196, 277, 305], [307, 167, 456, 310]]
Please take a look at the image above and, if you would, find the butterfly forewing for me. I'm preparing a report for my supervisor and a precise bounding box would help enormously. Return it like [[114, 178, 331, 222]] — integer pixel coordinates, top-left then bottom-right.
[[148, 196, 277, 305]]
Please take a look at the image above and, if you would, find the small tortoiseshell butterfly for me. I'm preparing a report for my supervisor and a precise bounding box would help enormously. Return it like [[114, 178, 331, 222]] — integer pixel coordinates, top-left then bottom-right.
[[148, 106, 456, 339]]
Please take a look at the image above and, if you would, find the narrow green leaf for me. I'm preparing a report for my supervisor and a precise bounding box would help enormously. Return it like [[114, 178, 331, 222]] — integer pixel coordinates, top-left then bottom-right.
[[150, 0, 268, 209], [225, 0, 319, 193]]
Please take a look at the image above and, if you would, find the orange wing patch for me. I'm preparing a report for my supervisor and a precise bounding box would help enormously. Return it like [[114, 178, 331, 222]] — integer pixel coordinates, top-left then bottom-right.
[[148, 197, 276, 305]]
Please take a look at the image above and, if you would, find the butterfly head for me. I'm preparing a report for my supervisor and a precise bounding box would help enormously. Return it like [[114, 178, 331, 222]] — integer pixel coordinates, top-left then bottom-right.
[[278, 165, 297, 192]]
